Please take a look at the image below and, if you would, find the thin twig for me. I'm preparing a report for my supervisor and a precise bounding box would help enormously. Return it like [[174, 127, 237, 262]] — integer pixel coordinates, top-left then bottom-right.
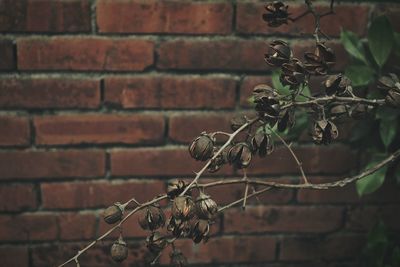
[[242, 170, 249, 210], [281, 96, 386, 110]]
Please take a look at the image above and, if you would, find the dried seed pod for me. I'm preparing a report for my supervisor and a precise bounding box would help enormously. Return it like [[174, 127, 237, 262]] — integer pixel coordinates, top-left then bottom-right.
[[170, 249, 188, 267], [280, 59, 307, 86], [167, 217, 193, 238], [386, 89, 400, 108], [189, 134, 214, 161], [228, 142, 252, 169], [377, 73, 400, 91], [251, 131, 274, 157], [110, 235, 128, 262], [146, 232, 167, 253], [171, 196, 195, 220], [277, 108, 295, 132], [323, 74, 352, 96], [262, 1, 289, 27], [329, 104, 349, 117], [304, 43, 335, 75], [195, 192, 218, 220], [231, 116, 248, 131], [103, 203, 124, 224], [138, 204, 165, 231], [311, 120, 339, 145], [191, 220, 210, 244], [253, 84, 280, 124], [265, 40, 291, 67], [167, 180, 187, 199]]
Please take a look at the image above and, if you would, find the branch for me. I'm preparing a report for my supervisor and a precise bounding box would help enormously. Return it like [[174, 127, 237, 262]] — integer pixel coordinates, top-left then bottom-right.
[[281, 96, 386, 110]]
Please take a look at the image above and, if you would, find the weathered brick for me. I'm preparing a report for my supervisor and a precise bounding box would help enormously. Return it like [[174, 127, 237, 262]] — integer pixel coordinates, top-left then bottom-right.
[[97, 0, 232, 34], [18, 38, 154, 71], [0, 150, 105, 180], [0, 0, 91, 32], [280, 234, 365, 261], [169, 113, 233, 143], [0, 247, 29, 267], [111, 148, 234, 177], [104, 76, 236, 109], [0, 184, 37, 212], [0, 78, 100, 109], [58, 213, 97, 241], [41, 180, 165, 209], [236, 3, 369, 37], [0, 116, 30, 146], [0, 214, 58, 242], [224, 206, 344, 234], [240, 75, 272, 107], [34, 114, 165, 145], [0, 40, 15, 70], [157, 40, 268, 71]]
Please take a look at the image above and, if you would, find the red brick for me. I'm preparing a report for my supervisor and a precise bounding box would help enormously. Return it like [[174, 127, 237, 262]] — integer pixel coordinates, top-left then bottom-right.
[[0, 0, 90, 32], [41, 180, 165, 209], [248, 145, 357, 175], [169, 113, 233, 143], [58, 213, 97, 241], [157, 40, 268, 71], [280, 234, 365, 261], [0, 214, 58, 241], [97, 0, 232, 34], [0, 116, 30, 146], [240, 75, 272, 107], [0, 247, 29, 267], [0, 184, 37, 212], [0, 150, 105, 180], [0, 40, 15, 70], [34, 114, 165, 145], [0, 78, 100, 109], [111, 148, 234, 177], [104, 76, 236, 109], [18, 38, 154, 71], [346, 205, 400, 232], [160, 236, 276, 264], [236, 3, 369, 37], [224, 206, 343, 234]]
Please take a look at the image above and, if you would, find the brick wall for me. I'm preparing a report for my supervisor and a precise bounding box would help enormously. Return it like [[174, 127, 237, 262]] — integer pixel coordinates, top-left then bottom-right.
[[0, 0, 399, 266]]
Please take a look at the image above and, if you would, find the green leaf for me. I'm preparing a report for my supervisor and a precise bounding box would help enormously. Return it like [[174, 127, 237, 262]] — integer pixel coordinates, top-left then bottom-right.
[[368, 16, 394, 67], [272, 70, 290, 95], [345, 65, 375, 87], [295, 84, 311, 102], [340, 30, 368, 64], [356, 159, 388, 196], [394, 32, 400, 58], [379, 118, 398, 148], [392, 247, 400, 267]]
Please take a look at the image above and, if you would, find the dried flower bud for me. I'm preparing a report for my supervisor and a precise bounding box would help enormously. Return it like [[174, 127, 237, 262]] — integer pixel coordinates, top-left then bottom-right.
[[304, 43, 335, 75], [138, 204, 165, 231], [167, 217, 193, 238], [311, 120, 339, 145], [170, 250, 188, 267], [167, 180, 187, 199], [172, 196, 195, 220], [280, 59, 307, 86], [189, 134, 214, 161], [191, 220, 210, 244], [251, 131, 274, 157], [323, 74, 352, 96], [277, 108, 295, 132], [196, 192, 218, 220], [253, 84, 280, 124], [146, 232, 167, 253], [111, 235, 128, 262], [265, 40, 291, 67], [231, 116, 248, 131], [262, 1, 289, 27], [103, 203, 124, 224], [228, 142, 252, 169], [378, 74, 400, 107]]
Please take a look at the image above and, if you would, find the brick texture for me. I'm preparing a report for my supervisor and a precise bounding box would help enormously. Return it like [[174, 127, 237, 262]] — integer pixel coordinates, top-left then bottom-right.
[[0, 40, 15, 70], [0, 116, 30, 146]]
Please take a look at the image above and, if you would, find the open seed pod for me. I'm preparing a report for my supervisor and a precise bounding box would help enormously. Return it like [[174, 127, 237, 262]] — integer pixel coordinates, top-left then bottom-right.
[[378, 74, 400, 107], [304, 43, 335, 75], [167, 180, 187, 199], [262, 1, 289, 27], [253, 84, 280, 124], [138, 204, 165, 231], [277, 108, 295, 132], [167, 217, 193, 238], [228, 142, 252, 169], [311, 120, 339, 145], [103, 203, 124, 224], [189, 134, 214, 161], [323, 74, 352, 96], [280, 59, 307, 86], [146, 232, 167, 253], [110, 235, 128, 262], [195, 192, 218, 220], [265, 40, 291, 67], [251, 131, 274, 157], [231, 116, 248, 131], [171, 196, 195, 221], [170, 249, 188, 267], [191, 219, 210, 244]]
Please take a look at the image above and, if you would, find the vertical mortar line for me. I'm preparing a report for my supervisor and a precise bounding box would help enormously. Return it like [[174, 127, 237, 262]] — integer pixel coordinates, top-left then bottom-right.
[[90, 0, 98, 34], [105, 149, 111, 180], [12, 39, 18, 72]]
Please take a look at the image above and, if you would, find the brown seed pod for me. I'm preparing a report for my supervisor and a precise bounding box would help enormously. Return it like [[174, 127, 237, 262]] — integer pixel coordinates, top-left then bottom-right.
[[262, 1, 289, 27], [138, 204, 165, 231], [251, 131, 274, 157], [103, 203, 124, 224], [231, 116, 248, 131], [189, 134, 214, 161], [195, 192, 218, 220], [311, 120, 339, 145], [329, 104, 349, 118], [377, 74, 400, 107], [167, 180, 187, 199], [171, 196, 195, 221], [265, 40, 291, 67], [253, 84, 280, 124], [170, 249, 188, 267], [228, 142, 252, 169], [304, 42, 335, 75], [167, 217, 193, 238], [191, 219, 210, 244], [280, 59, 307, 86], [146, 232, 167, 253], [110, 235, 128, 262], [277, 108, 295, 132], [386, 89, 400, 108], [323, 74, 352, 96]]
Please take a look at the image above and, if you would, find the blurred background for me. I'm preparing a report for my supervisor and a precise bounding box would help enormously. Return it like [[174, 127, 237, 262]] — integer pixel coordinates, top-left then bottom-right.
[[0, 0, 399, 266]]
